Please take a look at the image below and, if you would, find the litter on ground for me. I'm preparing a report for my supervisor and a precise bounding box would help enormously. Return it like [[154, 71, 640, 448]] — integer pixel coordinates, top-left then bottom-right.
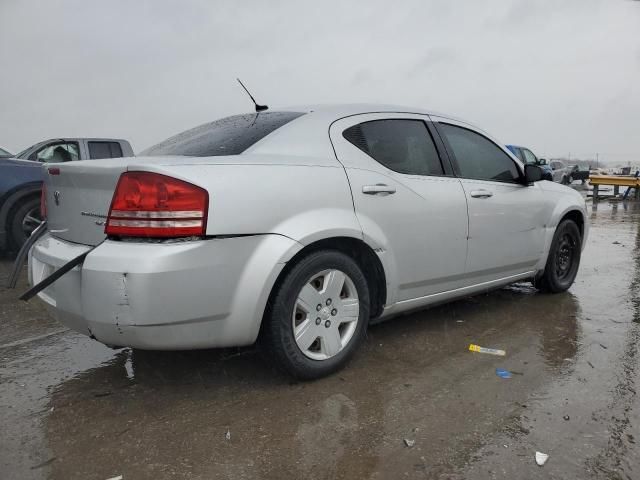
[[404, 439, 415, 448], [535, 451, 549, 466], [469, 344, 506, 356], [495, 368, 512, 379]]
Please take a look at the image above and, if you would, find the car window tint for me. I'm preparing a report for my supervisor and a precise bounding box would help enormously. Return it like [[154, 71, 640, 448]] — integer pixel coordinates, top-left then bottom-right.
[[515, 148, 525, 162], [88, 141, 123, 159], [522, 149, 537, 165], [343, 119, 444, 176], [142, 111, 305, 157], [36, 143, 79, 163], [440, 124, 520, 183]]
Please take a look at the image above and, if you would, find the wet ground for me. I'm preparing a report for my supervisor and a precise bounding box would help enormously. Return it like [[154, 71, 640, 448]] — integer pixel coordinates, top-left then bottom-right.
[[1, 199, 639, 480]]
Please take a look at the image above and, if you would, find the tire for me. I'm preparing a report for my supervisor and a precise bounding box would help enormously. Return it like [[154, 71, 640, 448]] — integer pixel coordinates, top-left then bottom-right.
[[537, 219, 582, 293], [262, 250, 370, 380], [9, 197, 42, 250]]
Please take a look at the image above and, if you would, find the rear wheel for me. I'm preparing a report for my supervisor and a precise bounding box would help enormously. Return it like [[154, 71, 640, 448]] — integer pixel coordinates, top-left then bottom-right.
[[537, 219, 581, 293], [9, 197, 42, 250], [262, 250, 370, 379]]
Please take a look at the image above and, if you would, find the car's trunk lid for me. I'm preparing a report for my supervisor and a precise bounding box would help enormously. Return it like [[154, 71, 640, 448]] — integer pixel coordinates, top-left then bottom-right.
[[44, 161, 129, 246]]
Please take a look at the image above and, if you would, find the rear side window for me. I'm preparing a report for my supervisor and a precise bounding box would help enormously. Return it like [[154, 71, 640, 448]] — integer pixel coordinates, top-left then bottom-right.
[[88, 141, 123, 159], [439, 124, 520, 183], [141, 111, 305, 157], [343, 119, 444, 176]]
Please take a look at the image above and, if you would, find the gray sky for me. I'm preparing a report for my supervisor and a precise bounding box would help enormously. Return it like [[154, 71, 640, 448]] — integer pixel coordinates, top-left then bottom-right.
[[1, 0, 639, 164]]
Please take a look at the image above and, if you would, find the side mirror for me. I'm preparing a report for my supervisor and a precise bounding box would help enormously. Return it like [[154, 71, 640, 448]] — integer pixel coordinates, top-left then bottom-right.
[[538, 158, 547, 165], [524, 164, 543, 183]]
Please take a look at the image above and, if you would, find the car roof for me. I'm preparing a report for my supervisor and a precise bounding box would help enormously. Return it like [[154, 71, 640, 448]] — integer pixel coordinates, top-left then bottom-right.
[[246, 103, 487, 159], [278, 103, 465, 122]]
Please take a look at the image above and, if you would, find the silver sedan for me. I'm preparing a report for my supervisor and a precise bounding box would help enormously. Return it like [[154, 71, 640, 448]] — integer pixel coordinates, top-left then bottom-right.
[[29, 104, 588, 379]]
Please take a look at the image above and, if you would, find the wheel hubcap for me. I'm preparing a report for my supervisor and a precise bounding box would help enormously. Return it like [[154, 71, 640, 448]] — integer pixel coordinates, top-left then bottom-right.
[[292, 269, 359, 360]]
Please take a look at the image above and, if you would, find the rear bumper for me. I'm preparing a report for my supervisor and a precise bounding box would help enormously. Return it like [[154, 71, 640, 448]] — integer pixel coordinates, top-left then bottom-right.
[[29, 233, 301, 349]]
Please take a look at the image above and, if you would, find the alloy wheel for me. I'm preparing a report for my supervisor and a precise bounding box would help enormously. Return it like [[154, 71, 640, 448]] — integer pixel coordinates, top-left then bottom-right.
[[292, 269, 359, 360]]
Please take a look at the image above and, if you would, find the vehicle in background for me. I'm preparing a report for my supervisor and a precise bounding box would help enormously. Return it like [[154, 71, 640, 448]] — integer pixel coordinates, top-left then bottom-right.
[[0, 138, 133, 251], [506, 145, 553, 181], [0, 146, 13, 158], [30, 104, 587, 379], [568, 165, 590, 184], [14, 138, 133, 162], [549, 159, 571, 184]]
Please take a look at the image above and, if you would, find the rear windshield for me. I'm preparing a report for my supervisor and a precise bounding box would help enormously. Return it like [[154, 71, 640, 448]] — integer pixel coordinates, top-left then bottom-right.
[[141, 111, 304, 157]]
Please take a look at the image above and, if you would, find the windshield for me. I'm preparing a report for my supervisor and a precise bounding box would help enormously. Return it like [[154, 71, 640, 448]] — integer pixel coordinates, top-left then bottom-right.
[[141, 111, 305, 157], [0, 147, 12, 156], [16, 140, 50, 159]]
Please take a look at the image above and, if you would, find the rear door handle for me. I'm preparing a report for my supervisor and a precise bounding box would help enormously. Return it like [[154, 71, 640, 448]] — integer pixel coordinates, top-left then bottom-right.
[[362, 184, 396, 195], [470, 189, 493, 198]]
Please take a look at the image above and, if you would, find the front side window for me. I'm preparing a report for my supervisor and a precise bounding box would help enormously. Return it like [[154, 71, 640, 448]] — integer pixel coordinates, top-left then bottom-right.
[[142, 111, 305, 157], [33, 142, 79, 163], [522, 148, 538, 165], [343, 119, 444, 176], [439, 124, 520, 183], [89, 141, 123, 159]]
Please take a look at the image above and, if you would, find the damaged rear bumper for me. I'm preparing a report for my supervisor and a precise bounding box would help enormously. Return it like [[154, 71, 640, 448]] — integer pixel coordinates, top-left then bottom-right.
[[29, 233, 301, 349]]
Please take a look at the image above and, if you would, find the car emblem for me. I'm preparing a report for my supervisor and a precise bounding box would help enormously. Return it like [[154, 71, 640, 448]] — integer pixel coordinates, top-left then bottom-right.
[[53, 191, 61, 205]]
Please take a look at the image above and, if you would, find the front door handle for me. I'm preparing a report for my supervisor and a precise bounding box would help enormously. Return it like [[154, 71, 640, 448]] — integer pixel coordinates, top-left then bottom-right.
[[363, 184, 396, 195], [470, 189, 493, 198]]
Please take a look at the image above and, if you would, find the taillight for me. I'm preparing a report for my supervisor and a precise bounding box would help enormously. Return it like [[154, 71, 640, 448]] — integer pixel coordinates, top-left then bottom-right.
[[40, 183, 47, 219], [105, 172, 208, 238]]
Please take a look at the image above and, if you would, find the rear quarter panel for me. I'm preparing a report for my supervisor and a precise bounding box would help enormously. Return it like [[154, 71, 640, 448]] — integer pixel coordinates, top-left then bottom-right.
[[140, 159, 363, 244], [0, 159, 43, 247]]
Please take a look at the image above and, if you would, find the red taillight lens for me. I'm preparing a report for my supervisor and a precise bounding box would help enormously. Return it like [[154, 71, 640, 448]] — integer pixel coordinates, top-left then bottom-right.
[[105, 172, 208, 238], [40, 183, 47, 219]]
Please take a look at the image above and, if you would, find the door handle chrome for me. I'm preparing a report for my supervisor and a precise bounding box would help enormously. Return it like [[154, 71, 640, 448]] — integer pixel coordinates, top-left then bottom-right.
[[362, 184, 396, 195], [470, 190, 493, 198]]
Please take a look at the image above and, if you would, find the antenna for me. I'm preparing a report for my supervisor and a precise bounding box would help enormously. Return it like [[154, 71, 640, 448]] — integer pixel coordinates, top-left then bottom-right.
[[236, 78, 268, 112]]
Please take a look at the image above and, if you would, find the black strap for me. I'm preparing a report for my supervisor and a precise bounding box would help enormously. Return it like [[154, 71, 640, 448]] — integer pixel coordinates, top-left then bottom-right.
[[20, 249, 92, 301]]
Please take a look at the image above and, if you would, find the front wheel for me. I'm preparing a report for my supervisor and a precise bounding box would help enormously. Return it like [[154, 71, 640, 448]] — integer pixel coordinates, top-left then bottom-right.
[[537, 219, 582, 293], [262, 250, 370, 380]]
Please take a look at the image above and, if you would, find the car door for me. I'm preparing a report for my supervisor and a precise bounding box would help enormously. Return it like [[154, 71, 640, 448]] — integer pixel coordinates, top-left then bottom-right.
[[329, 113, 468, 303], [432, 117, 547, 284]]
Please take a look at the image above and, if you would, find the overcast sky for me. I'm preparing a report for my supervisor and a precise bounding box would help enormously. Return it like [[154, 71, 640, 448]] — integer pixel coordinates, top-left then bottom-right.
[[1, 0, 639, 163]]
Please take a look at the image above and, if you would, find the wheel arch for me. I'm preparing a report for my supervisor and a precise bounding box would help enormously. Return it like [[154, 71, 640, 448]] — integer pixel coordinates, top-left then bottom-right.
[[262, 236, 388, 332], [536, 204, 587, 276], [559, 209, 585, 239]]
